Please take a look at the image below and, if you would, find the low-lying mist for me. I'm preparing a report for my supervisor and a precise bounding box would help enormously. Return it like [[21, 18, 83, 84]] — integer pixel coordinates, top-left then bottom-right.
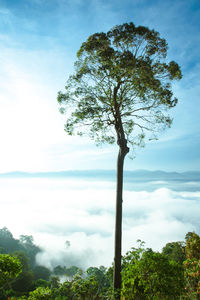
[[0, 171, 199, 270]]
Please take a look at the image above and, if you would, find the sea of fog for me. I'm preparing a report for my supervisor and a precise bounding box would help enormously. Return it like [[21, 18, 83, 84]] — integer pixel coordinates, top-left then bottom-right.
[[0, 170, 200, 270]]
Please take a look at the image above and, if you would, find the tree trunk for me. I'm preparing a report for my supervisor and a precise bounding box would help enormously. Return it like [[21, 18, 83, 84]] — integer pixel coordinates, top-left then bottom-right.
[[113, 140, 129, 299], [112, 82, 129, 299]]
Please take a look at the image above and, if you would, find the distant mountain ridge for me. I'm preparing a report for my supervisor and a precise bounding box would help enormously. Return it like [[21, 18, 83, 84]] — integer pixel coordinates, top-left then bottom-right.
[[0, 170, 200, 182]]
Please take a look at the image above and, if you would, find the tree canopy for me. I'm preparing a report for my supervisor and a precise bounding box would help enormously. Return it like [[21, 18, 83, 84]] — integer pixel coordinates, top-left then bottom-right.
[[1, 227, 200, 299], [58, 22, 182, 149], [121, 241, 184, 299]]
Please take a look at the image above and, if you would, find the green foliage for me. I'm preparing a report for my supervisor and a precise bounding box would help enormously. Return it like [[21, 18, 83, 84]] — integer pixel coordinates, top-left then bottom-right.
[[71, 272, 99, 299], [11, 251, 34, 294], [0, 228, 47, 298], [53, 267, 112, 300], [87, 266, 109, 285], [19, 234, 41, 268], [58, 281, 73, 299], [162, 241, 186, 264], [0, 254, 22, 286], [33, 266, 51, 281], [3, 227, 200, 300], [185, 232, 200, 260], [12, 270, 34, 293], [0, 254, 22, 299], [65, 265, 81, 277], [121, 241, 184, 299], [184, 232, 200, 299], [0, 227, 41, 269], [49, 276, 60, 289], [28, 287, 53, 300], [13, 251, 30, 271], [34, 279, 50, 288], [53, 265, 66, 276], [86, 266, 111, 298], [0, 227, 21, 253], [53, 265, 82, 278], [58, 22, 181, 149]]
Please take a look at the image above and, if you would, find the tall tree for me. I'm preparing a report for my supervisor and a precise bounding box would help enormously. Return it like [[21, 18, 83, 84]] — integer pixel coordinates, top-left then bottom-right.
[[57, 22, 181, 297]]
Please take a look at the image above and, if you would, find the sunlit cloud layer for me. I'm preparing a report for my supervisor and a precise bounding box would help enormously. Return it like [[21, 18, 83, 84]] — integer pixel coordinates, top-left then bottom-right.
[[0, 176, 199, 269]]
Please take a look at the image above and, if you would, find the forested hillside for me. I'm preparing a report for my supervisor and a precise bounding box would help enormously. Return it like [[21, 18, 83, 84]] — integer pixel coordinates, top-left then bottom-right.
[[0, 227, 200, 299]]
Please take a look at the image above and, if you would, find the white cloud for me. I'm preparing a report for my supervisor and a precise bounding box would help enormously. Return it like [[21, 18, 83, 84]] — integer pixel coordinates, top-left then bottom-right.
[[0, 177, 199, 269]]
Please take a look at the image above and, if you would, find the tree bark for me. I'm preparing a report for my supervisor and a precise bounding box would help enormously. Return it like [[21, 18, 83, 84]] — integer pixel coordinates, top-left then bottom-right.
[[113, 138, 129, 299], [112, 82, 129, 299]]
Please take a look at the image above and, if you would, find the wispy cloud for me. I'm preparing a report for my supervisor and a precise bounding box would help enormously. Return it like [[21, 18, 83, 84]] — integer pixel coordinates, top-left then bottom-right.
[[0, 0, 199, 172]]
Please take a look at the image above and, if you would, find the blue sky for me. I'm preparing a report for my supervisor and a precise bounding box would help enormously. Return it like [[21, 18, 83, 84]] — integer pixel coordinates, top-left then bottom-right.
[[0, 0, 200, 172], [0, 0, 200, 269]]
